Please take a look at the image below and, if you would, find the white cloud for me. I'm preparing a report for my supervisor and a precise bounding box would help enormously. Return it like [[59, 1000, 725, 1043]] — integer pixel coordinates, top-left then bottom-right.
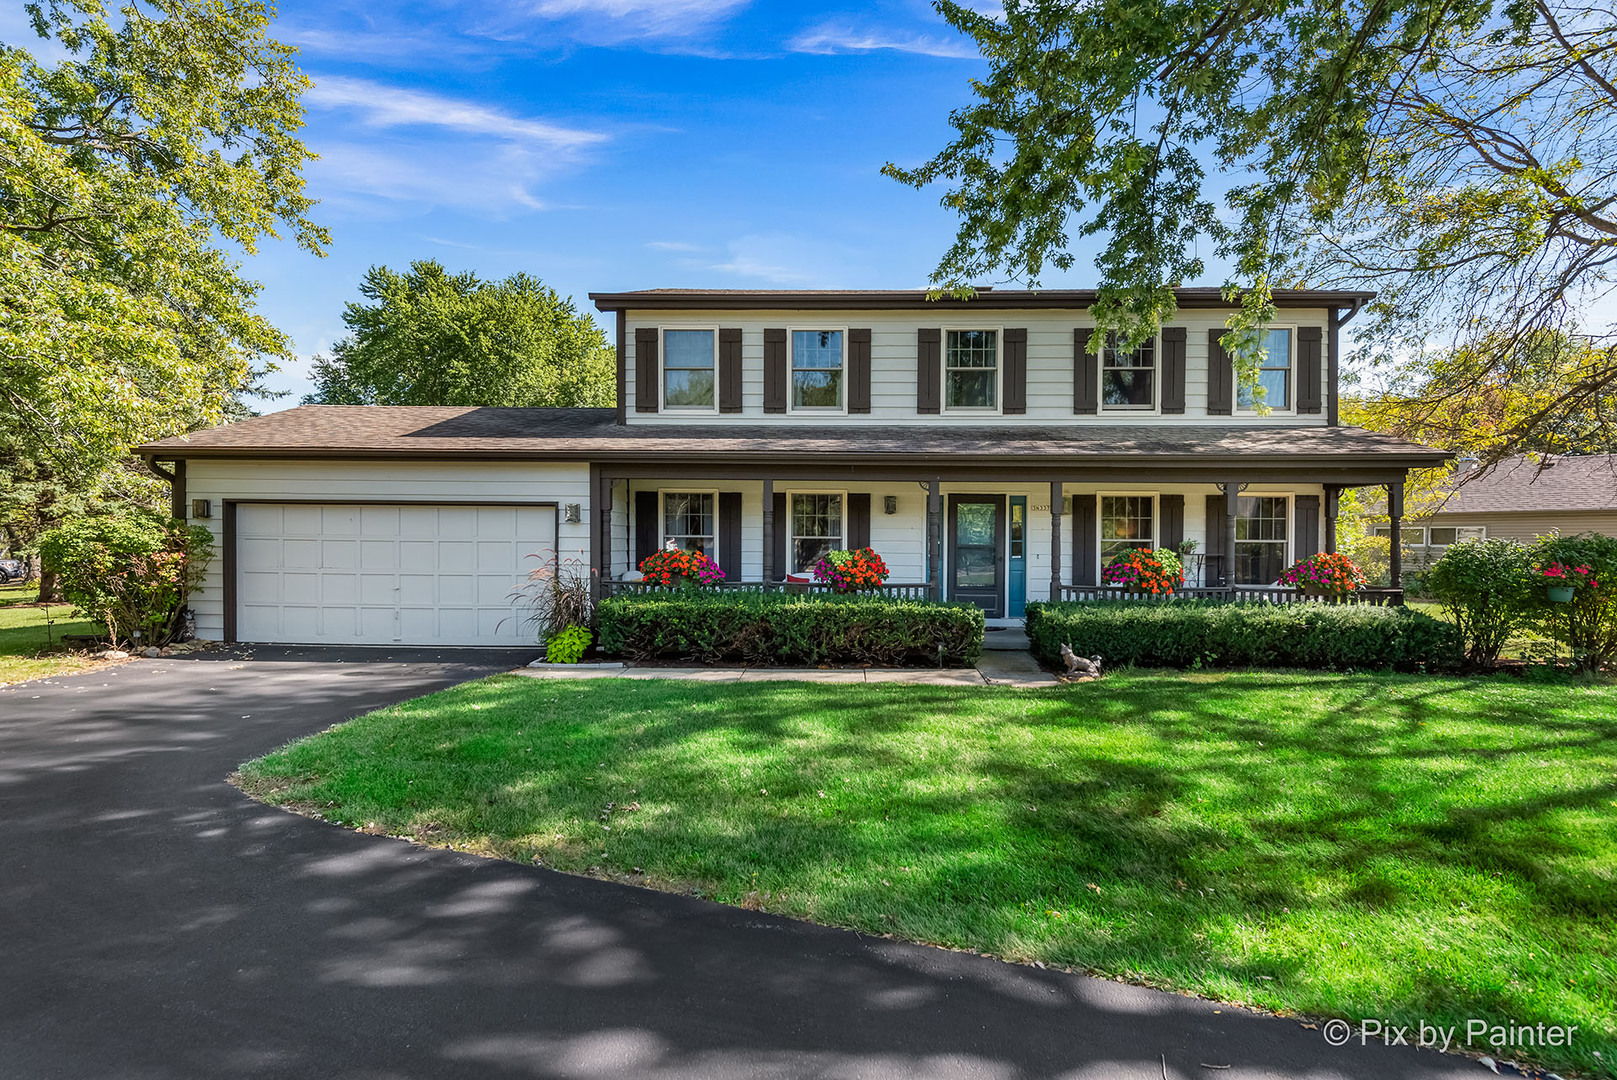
[[646, 240, 707, 252], [788, 21, 978, 59], [308, 141, 562, 215], [706, 236, 830, 286], [305, 75, 606, 151], [530, 0, 750, 37]]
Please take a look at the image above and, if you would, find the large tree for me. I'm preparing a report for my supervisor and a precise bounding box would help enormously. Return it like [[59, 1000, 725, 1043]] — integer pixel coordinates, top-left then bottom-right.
[[887, 0, 1617, 449], [305, 261, 616, 408]]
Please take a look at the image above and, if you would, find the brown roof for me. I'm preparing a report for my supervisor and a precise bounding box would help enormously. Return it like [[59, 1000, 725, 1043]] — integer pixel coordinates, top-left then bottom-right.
[[138, 406, 1445, 468], [589, 287, 1375, 312], [1440, 455, 1617, 514]]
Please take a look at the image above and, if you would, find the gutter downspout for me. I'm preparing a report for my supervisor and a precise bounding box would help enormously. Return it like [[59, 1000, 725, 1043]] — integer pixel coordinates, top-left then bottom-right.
[[143, 456, 186, 520], [1327, 298, 1366, 428]]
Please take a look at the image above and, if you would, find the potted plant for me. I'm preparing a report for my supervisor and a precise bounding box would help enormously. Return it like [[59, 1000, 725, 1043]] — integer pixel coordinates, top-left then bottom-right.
[[637, 547, 726, 589], [1276, 552, 1367, 598], [811, 547, 890, 592], [1102, 548, 1184, 594], [1540, 560, 1591, 603]]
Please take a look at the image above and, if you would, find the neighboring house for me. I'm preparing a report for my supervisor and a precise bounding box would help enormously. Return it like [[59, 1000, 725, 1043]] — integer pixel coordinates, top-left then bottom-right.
[[137, 288, 1447, 646], [1373, 455, 1617, 569]]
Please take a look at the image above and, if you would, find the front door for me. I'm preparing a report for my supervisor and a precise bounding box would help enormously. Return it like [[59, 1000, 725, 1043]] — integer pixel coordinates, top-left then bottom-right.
[[949, 495, 1004, 617]]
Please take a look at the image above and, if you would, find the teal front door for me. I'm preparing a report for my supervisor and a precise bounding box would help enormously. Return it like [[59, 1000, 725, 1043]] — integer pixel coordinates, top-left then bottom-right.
[[1007, 496, 1027, 617], [948, 495, 1004, 617]]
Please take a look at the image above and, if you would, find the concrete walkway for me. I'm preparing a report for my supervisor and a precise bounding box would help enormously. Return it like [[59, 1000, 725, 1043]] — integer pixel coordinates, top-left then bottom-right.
[[521, 628, 1065, 687]]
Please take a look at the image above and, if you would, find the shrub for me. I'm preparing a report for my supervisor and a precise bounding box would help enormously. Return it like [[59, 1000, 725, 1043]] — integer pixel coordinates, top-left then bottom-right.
[[638, 547, 726, 588], [1276, 551, 1367, 596], [544, 625, 592, 664], [509, 550, 594, 638], [1532, 533, 1617, 670], [811, 547, 890, 591], [37, 511, 212, 647], [1101, 548, 1183, 593], [1425, 537, 1537, 668], [1024, 599, 1461, 671], [597, 592, 984, 667]]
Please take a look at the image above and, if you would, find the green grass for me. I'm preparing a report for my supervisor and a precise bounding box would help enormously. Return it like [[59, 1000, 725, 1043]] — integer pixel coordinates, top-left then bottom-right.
[[0, 585, 104, 685], [240, 672, 1617, 1076]]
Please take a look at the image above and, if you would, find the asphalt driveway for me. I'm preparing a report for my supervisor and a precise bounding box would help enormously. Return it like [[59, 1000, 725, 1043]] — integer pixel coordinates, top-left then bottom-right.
[[0, 649, 1491, 1080]]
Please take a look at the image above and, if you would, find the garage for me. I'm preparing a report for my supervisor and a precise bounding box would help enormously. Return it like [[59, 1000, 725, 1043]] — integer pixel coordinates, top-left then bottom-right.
[[232, 503, 556, 646]]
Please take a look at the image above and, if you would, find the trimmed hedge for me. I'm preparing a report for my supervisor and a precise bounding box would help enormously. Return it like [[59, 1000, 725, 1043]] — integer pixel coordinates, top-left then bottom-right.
[[1025, 600, 1462, 671], [598, 593, 985, 667]]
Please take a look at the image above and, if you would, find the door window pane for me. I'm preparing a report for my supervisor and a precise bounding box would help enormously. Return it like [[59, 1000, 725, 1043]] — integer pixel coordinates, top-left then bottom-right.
[[791, 493, 842, 572], [954, 503, 998, 587], [1102, 334, 1156, 408], [1009, 502, 1024, 558], [1233, 496, 1287, 584], [1100, 495, 1155, 562], [945, 330, 997, 409], [662, 493, 715, 556], [664, 330, 715, 408], [792, 330, 844, 409]]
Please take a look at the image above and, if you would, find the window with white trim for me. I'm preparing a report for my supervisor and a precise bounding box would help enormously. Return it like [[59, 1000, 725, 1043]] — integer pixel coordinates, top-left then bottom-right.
[[945, 329, 997, 410], [1100, 495, 1155, 564], [1234, 495, 1288, 584], [1238, 328, 1292, 410], [663, 329, 715, 409], [1427, 526, 1486, 546], [790, 493, 843, 573], [1374, 525, 1429, 545], [661, 492, 715, 556], [792, 330, 844, 409], [1102, 333, 1156, 409]]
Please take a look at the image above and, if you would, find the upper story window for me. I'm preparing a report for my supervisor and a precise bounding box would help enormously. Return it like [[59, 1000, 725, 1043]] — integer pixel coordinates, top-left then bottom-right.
[[1234, 495, 1288, 584], [792, 330, 844, 410], [945, 329, 998, 411], [1102, 334, 1156, 409], [1238, 328, 1292, 411], [663, 329, 716, 410], [1100, 495, 1155, 564], [790, 492, 843, 573], [662, 492, 715, 555]]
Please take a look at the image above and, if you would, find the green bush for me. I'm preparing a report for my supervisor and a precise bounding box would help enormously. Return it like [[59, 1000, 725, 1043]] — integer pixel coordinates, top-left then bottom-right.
[[1024, 599, 1461, 671], [597, 593, 984, 667], [37, 511, 213, 647], [1425, 537, 1538, 668], [544, 625, 592, 664], [1531, 533, 1617, 670]]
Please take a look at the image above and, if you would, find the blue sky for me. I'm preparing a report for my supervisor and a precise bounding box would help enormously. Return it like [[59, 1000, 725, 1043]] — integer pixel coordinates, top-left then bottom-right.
[[234, 0, 1056, 406]]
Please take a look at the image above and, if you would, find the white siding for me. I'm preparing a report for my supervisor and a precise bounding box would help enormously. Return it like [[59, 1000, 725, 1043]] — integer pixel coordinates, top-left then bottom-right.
[[185, 459, 591, 641], [623, 307, 1331, 426], [1419, 510, 1617, 544]]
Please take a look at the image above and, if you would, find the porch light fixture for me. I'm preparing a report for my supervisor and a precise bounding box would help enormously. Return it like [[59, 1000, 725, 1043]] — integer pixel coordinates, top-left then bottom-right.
[[190, 499, 211, 519], [883, 495, 898, 515], [562, 503, 581, 524]]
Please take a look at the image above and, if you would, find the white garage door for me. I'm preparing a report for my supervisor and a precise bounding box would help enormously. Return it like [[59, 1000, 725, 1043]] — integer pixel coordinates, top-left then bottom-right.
[[236, 503, 556, 645]]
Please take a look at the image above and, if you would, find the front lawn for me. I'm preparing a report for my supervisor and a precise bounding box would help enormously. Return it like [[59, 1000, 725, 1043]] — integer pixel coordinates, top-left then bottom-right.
[[239, 673, 1617, 1076], [0, 585, 105, 685]]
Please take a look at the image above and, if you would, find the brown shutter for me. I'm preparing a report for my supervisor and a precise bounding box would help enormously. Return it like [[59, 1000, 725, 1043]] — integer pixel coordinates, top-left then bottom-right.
[[1161, 326, 1186, 414], [1204, 493, 1227, 583], [917, 328, 941, 414], [1207, 329, 1233, 415], [719, 492, 742, 578], [1073, 328, 1098, 414], [771, 490, 789, 578], [1072, 493, 1097, 585], [634, 490, 658, 566], [1296, 326, 1323, 414], [848, 493, 871, 550], [763, 328, 787, 413], [634, 327, 659, 413], [718, 328, 743, 413], [1160, 494, 1184, 551], [1003, 327, 1027, 414], [1294, 495, 1320, 559], [848, 328, 872, 414]]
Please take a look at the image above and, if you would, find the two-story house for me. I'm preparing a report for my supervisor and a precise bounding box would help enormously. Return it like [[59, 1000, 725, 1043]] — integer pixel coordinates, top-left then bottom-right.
[[139, 288, 1447, 646]]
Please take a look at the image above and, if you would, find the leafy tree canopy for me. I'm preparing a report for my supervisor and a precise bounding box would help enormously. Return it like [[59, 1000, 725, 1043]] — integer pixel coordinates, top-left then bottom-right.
[[887, 0, 1617, 446], [305, 261, 616, 409], [1, 0, 325, 478]]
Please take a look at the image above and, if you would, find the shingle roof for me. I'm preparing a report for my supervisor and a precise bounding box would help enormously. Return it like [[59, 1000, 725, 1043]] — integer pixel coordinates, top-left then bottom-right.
[[1441, 455, 1617, 514], [138, 405, 1446, 467], [588, 287, 1376, 312]]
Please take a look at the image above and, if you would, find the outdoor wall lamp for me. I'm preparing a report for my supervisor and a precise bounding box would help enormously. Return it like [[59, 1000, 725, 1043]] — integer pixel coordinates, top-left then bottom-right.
[[883, 495, 898, 515], [190, 499, 212, 519], [562, 503, 581, 524]]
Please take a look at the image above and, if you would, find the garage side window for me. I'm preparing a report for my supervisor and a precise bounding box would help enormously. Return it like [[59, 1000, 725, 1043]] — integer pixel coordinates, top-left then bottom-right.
[[662, 492, 715, 555]]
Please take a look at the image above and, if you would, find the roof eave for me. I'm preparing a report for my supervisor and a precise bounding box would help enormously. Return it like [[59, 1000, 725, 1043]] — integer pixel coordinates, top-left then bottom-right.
[[588, 288, 1379, 313]]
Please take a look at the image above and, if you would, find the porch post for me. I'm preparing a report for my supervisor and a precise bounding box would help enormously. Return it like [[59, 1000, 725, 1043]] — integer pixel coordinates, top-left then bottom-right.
[[1049, 480, 1063, 601], [1222, 480, 1241, 588], [927, 481, 942, 601], [1323, 485, 1340, 554], [1387, 480, 1405, 591], [762, 478, 774, 586]]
